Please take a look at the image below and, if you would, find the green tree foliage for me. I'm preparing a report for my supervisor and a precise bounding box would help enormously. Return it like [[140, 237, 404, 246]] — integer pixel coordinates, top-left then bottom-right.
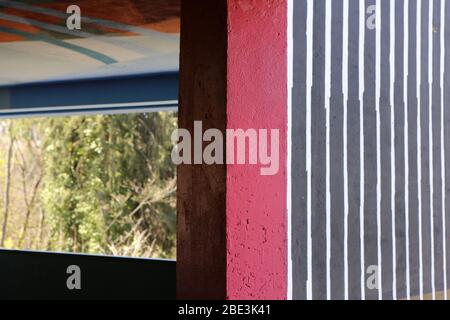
[[0, 112, 177, 259]]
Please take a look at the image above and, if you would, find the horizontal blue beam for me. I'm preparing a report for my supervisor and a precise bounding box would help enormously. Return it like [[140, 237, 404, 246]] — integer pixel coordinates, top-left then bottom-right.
[[0, 72, 179, 117]]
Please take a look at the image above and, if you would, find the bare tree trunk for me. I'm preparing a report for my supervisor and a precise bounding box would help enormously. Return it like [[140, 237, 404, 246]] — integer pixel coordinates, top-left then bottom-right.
[[1, 128, 14, 247], [18, 175, 42, 248], [38, 207, 46, 249], [73, 225, 78, 252]]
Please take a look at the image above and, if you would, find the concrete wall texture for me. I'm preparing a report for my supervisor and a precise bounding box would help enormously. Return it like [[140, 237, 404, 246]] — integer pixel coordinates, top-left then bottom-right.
[[292, 0, 450, 300]]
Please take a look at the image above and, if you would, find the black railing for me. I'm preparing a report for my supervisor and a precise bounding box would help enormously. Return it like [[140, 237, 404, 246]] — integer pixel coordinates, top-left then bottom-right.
[[0, 249, 175, 300]]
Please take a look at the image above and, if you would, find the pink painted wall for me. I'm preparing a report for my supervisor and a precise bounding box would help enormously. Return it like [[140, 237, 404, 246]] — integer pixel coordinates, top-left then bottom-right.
[[226, 0, 288, 300], [178, 0, 287, 300]]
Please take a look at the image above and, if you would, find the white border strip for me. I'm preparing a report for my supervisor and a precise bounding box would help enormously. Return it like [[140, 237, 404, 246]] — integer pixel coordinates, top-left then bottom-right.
[[287, 0, 294, 301], [428, 0, 436, 301], [343, 0, 350, 301], [0, 101, 178, 119], [404, 0, 411, 300], [325, 0, 332, 301], [440, 0, 448, 302], [417, 0, 424, 301], [306, 0, 314, 301], [375, 0, 383, 301], [359, 0, 366, 301], [390, 0, 397, 301], [0, 100, 178, 114], [0, 106, 177, 120]]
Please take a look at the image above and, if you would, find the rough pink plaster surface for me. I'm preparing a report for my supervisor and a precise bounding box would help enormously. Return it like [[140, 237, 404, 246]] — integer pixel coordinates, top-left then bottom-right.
[[226, 0, 288, 300], [177, 0, 287, 300]]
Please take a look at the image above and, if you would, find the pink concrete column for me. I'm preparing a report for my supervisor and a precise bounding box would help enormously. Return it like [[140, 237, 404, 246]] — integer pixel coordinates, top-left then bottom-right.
[[177, 0, 288, 300]]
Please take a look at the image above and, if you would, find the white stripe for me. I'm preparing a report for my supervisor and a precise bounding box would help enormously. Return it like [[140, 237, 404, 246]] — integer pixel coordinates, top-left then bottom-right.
[[325, 0, 332, 301], [390, 0, 397, 301], [404, 0, 411, 300], [440, 0, 448, 302], [417, 0, 425, 301], [0, 100, 178, 114], [343, 0, 350, 301], [0, 106, 177, 120], [375, 0, 383, 301], [429, 0, 436, 301], [287, 0, 294, 301], [359, 0, 366, 301], [306, 0, 314, 301]]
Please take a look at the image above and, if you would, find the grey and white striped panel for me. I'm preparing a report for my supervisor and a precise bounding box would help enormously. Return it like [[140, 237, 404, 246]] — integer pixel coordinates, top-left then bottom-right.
[[291, 0, 450, 300]]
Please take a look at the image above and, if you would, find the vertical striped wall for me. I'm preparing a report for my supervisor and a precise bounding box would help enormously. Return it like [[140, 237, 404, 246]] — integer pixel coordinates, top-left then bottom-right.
[[291, 0, 450, 300]]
